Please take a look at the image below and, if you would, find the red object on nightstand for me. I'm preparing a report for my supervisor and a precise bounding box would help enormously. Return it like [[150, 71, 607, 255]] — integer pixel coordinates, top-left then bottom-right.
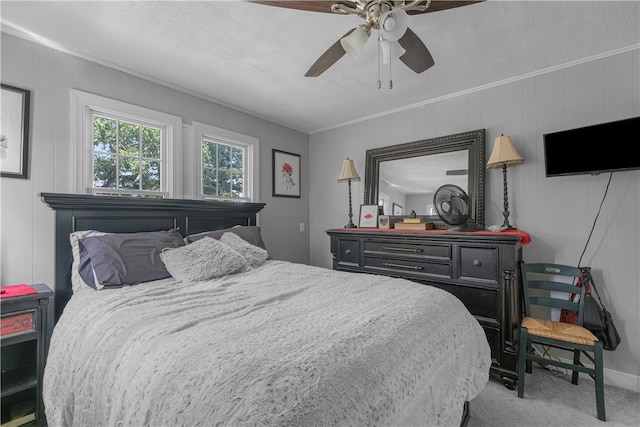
[[0, 284, 38, 299]]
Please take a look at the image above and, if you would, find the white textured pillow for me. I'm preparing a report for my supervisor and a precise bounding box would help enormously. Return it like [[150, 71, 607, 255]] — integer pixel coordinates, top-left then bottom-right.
[[220, 232, 269, 269], [160, 237, 247, 282]]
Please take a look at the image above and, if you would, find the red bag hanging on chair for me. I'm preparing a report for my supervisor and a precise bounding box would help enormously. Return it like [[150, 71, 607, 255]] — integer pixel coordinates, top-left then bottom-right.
[[560, 267, 620, 351], [559, 273, 582, 325]]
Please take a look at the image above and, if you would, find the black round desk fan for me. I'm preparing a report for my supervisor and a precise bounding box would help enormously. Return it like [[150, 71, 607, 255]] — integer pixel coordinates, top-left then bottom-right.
[[433, 184, 473, 231]]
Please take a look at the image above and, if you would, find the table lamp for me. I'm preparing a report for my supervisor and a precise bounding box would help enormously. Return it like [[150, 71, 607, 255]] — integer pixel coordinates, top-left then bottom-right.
[[486, 134, 524, 230], [338, 158, 361, 228]]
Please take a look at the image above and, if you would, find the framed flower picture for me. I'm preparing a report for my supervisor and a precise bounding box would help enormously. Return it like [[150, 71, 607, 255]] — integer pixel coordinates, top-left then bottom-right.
[[358, 204, 379, 228], [1, 83, 30, 179], [272, 149, 301, 198]]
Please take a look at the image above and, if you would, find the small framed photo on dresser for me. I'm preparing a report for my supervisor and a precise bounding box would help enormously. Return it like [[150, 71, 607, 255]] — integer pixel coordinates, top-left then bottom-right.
[[358, 204, 379, 228], [378, 215, 390, 229]]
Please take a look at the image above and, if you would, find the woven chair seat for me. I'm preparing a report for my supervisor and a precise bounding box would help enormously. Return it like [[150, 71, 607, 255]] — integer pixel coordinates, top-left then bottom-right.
[[522, 316, 598, 346]]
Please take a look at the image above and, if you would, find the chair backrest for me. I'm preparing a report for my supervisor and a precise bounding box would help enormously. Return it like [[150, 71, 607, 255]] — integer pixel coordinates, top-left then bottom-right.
[[519, 262, 586, 326]]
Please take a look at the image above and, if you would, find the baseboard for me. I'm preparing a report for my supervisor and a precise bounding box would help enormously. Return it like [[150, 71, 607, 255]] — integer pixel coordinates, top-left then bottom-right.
[[573, 367, 640, 393], [532, 345, 640, 393], [597, 367, 639, 394]]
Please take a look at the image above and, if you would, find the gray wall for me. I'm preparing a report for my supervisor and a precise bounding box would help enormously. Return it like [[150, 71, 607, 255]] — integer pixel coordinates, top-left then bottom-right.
[[309, 48, 640, 390], [0, 33, 310, 288]]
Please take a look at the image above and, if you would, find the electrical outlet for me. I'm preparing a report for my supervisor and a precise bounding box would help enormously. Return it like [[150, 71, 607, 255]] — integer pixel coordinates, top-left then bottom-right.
[[299, 222, 305, 232]]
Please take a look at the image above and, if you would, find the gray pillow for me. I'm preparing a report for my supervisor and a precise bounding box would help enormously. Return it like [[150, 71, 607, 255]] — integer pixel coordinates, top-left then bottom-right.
[[160, 237, 247, 282], [78, 229, 185, 288], [220, 232, 269, 269], [185, 226, 266, 250]]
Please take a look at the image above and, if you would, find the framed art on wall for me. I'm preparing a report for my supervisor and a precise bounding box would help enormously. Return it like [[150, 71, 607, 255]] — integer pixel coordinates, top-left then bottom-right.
[[1, 84, 30, 179], [358, 204, 379, 228], [392, 203, 404, 215], [272, 149, 301, 198]]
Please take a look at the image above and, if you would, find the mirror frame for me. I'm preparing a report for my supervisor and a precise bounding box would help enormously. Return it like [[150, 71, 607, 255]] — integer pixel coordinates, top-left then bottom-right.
[[364, 128, 486, 230]]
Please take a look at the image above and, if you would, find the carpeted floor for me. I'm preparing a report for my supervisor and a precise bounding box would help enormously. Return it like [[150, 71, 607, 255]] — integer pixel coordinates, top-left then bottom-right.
[[467, 366, 640, 427]]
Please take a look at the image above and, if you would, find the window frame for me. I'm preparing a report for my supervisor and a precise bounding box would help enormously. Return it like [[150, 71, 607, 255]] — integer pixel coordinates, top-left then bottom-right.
[[71, 89, 182, 197], [193, 121, 259, 202]]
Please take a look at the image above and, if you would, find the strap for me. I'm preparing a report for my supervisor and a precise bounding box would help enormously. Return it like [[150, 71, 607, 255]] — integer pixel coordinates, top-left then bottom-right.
[[580, 267, 606, 308]]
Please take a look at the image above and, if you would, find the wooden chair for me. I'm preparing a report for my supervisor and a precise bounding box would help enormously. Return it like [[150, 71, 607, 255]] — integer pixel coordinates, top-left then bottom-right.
[[518, 263, 605, 421]]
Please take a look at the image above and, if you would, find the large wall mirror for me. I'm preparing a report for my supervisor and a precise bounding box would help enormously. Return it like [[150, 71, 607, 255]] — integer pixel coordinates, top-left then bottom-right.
[[364, 129, 486, 229]]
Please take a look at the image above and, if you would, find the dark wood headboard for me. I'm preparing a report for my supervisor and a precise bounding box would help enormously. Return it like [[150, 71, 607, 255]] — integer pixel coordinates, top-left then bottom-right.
[[41, 193, 266, 321]]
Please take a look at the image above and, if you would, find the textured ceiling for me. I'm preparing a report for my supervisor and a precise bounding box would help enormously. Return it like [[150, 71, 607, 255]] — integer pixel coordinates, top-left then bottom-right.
[[2, 1, 639, 133]]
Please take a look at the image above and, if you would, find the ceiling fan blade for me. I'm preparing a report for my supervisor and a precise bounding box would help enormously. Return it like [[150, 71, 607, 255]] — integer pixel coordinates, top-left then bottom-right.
[[305, 29, 356, 77], [398, 27, 434, 74], [249, 1, 357, 14], [405, 0, 484, 15]]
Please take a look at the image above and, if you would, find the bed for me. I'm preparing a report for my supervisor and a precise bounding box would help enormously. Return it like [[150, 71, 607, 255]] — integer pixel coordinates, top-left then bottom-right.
[[40, 193, 491, 427]]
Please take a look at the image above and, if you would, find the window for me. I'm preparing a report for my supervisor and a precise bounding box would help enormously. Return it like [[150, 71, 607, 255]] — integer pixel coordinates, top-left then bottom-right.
[[193, 122, 259, 202], [92, 114, 163, 196], [71, 90, 182, 197]]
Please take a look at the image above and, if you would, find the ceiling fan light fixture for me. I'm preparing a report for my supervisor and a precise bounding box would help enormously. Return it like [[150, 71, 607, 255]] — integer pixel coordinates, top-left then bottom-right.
[[380, 39, 405, 64], [340, 25, 370, 54], [379, 8, 409, 41]]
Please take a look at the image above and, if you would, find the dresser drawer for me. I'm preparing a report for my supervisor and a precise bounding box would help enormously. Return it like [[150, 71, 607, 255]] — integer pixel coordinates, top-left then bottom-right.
[[335, 239, 361, 268], [363, 240, 451, 261], [1, 311, 35, 337], [430, 281, 500, 320], [363, 256, 452, 281], [458, 245, 499, 283]]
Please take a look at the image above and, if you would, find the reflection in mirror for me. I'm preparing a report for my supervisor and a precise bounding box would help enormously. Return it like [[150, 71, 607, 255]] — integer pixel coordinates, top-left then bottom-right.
[[364, 129, 485, 229], [378, 150, 468, 216]]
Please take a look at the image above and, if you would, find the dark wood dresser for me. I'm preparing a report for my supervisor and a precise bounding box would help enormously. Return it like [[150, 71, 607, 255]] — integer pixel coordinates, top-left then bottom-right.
[[326, 228, 528, 388]]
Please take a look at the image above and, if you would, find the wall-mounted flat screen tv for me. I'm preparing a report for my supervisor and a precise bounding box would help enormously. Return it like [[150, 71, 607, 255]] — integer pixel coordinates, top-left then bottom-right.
[[543, 116, 640, 177]]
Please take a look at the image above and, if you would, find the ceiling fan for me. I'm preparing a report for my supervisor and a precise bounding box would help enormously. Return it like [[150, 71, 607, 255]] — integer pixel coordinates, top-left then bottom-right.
[[251, 1, 483, 77]]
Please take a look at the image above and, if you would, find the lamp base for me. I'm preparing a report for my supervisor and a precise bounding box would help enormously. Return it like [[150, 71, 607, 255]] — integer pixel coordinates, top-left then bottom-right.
[[344, 222, 357, 229]]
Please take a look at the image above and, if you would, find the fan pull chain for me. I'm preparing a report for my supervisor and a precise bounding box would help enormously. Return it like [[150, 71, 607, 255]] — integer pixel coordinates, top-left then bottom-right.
[[377, 31, 382, 89], [389, 55, 393, 89]]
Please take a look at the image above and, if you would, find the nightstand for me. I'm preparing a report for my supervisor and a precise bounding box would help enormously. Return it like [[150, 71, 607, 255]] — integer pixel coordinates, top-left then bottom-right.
[[1, 284, 54, 427]]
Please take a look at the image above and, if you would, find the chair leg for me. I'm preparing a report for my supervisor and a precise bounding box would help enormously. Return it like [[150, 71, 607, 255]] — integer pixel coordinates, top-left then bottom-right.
[[594, 342, 606, 421], [572, 349, 580, 385], [517, 327, 528, 398]]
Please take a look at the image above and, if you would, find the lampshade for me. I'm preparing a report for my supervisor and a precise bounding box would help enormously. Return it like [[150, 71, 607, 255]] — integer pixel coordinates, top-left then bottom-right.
[[486, 135, 524, 169], [338, 158, 361, 182], [379, 9, 409, 42], [380, 39, 406, 64], [340, 26, 370, 54]]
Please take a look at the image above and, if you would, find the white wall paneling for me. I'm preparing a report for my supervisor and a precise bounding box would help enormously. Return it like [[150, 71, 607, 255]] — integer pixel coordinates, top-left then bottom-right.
[[0, 32, 310, 289], [310, 48, 640, 391]]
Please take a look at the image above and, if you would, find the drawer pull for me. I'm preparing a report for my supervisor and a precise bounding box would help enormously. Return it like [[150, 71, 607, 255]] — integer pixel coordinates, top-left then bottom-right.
[[473, 259, 482, 267], [345, 249, 352, 255], [382, 262, 423, 271], [382, 246, 423, 253]]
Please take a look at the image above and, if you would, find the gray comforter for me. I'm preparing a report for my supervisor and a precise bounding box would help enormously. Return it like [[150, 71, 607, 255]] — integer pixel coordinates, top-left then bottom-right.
[[43, 260, 490, 426]]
